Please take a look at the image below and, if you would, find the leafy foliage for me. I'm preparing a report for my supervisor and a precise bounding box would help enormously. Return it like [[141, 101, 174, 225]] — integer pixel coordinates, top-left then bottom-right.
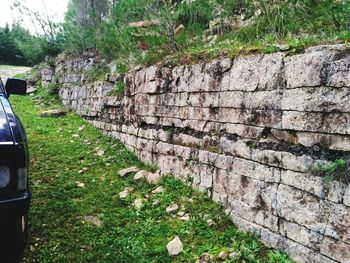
[[3, 0, 350, 66], [312, 159, 349, 185], [59, 0, 350, 66]]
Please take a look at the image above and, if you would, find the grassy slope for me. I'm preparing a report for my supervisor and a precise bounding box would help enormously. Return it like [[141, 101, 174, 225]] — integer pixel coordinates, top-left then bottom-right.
[[10, 89, 292, 263]]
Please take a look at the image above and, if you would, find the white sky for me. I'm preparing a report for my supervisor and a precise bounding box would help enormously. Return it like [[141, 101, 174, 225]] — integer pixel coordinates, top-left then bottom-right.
[[0, 0, 69, 33]]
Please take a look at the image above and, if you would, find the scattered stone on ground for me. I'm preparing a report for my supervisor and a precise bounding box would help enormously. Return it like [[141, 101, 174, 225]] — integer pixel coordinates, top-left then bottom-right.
[[78, 125, 85, 132], [152, 186, 164, 194], [83, 215, 102, 227], [27, 87, 37, 94], [128, 19, 160, 28], [229, 252, 236, 258], [118, 166, 139, 177], [200, 253, 214, 263], [133, 170, 148, 180], [166, 204, 179, 213], [39, 109, 67, 117], [175, 24, 185, 35], [166, 236, 183, 256], [76, 181, 85, 188], [78, 167, 88, 174], [119, 187, 133, 199], [218, 251, 228, 261], [206, 219, 214, 226], [152, 200, 160, 207], [134, 198, 143, 210], [274, 43, 290, 51], [146, 170, 161, 184], [177, 211, 185, 217], [72, 134, 79, 139], [179, 214, 190, 221]]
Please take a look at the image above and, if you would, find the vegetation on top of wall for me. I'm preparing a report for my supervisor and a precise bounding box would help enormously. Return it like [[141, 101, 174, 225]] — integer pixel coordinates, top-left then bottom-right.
[[60, 0, 350, 67]]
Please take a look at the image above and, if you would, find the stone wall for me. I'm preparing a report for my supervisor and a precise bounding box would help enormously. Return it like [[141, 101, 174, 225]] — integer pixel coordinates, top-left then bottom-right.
[[45, 45, 350, 263]]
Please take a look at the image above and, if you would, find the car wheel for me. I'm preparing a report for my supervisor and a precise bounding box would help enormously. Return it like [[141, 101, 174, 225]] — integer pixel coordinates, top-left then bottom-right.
[[0, 212, 28, 255], [13, 212, 28, 253]]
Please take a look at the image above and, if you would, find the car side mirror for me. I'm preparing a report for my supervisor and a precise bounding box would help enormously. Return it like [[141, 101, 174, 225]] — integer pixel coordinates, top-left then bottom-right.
[[5, 78, 27, 96]]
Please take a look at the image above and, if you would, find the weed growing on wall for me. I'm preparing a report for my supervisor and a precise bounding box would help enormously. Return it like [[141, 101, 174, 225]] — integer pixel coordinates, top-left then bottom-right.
[[311, 159, 349, 185]]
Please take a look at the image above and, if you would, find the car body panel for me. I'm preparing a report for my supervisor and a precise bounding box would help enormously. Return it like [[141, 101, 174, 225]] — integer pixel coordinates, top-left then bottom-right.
[[0, 77, 30, 254]]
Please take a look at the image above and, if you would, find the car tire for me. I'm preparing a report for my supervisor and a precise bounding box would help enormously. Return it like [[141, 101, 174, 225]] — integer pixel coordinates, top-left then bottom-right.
[[12, 212, 28, 253], [0, 212, 28, 255]]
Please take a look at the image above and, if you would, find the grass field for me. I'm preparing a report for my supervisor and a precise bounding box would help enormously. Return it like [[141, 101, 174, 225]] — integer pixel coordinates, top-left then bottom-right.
[[9, 88, 292, 262]]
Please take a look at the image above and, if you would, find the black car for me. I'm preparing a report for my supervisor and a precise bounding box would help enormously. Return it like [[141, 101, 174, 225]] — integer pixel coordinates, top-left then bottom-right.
[[0, 78, 30, 255]]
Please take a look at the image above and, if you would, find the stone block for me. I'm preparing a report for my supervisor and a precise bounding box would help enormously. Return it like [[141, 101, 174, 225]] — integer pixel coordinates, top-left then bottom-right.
[[280, 170, 324, 198], [285, 50, 339, 88], [228, 53, 284, 91], [321, 237, 350, 263], [296, 132, 350, 151], [327, 180, 347, 203], [282, 87, 350, 113], [325, 203, 350, 242], [279, 219, 323, 250], [282, 111, 350, 135], [276, 184, 330, 232], [325, 57, 350, 87]]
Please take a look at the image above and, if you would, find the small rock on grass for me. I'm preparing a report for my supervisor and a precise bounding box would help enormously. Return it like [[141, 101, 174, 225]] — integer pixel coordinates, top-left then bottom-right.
[[133, 170, 148, 180], [179, 214, 190, 221], [166, 204, 179, 213], [166, 236, 183, 256], [119, 187, 133, 199], [177, 211, 185, 217], [218, 251, 228, 261], [76, 181, 85, 188], [152, 186, 164, 194], [200, 253, 214, 263], [134, 198, 143, 209], [152, 200, 160, 207], [39, 109, 67, 117], [118, 166, 139, 177], [146, 170, 161, 184], [83, 216, 102, 227]]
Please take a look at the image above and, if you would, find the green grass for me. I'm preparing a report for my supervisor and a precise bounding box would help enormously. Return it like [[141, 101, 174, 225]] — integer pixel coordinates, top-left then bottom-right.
[[10, 89, 292, 262]]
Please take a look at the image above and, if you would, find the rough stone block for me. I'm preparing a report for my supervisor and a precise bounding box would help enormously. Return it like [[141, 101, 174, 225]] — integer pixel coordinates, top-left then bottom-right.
[[279, 219, 323, 250], [321, 237, 350, 263], [325, 203, 350, 242], [276, 184, 330, 232], [325, 57, 350, 88], [282, 111, 350, 135], [282, 87, 350, 113], [280, 170, 324, 198], [228, 53, 284, 91], [284, 50, 339, 88]]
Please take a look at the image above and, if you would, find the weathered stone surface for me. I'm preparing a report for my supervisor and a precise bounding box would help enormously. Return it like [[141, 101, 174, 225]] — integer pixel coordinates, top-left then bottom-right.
[[166, 236, 183, 256], [228, 53, 284, 91], [43, 45, 350, 263], [279, 219, 322, 250], [39, 109, 67, 117], [325, 203, 350, 242], [118, 166, 139, 177], [83, 215, 102, 227], [280, 170, 324, 198], [276, 185, 329, 232], [282, 87, 350, 113], [325, 57, 350, 87], [284, 50, 339, 88], [321, 237, 350, 263]]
